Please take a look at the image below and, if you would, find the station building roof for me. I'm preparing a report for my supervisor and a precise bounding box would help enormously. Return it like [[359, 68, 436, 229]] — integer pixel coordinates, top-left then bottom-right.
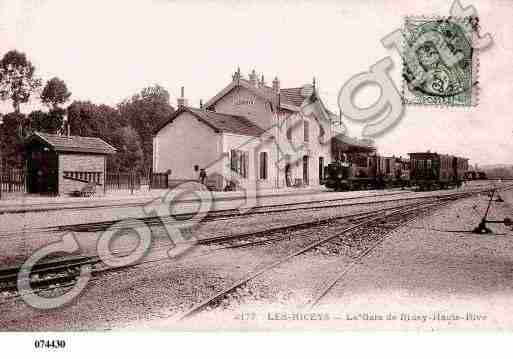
[[156, 106, 266, 138]]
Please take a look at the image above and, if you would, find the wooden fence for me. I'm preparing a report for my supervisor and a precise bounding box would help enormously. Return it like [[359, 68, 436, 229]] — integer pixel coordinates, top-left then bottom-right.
[[105, 172, 142, 192], [0, 169, 169, 198], [105, 171, 169, 192], [0, 168, 26, 194], [150, 172, 169, 189]]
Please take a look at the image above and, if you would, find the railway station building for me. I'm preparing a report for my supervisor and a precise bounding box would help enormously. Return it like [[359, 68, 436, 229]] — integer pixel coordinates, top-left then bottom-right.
[[153, 69, 347, 191]]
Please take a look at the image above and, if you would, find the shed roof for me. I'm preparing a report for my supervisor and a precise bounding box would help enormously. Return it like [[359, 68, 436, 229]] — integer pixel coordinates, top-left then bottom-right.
[[27, 132, 117, 155]]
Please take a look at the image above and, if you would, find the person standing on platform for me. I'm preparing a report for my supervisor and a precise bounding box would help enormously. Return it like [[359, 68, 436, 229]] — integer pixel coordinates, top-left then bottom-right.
[[199, 168, 207, 185]]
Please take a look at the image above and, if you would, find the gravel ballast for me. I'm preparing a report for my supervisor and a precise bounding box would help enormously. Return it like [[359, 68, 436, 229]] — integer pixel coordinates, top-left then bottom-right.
[[1, 185, 511, 330]]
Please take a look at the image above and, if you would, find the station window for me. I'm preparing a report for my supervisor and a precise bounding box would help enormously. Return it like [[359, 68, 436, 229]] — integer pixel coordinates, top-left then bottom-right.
[[230, 150, 248, 178], [259, 152, 268, 180], [286, 120, 292, 141], [304, 121, 309, 142]]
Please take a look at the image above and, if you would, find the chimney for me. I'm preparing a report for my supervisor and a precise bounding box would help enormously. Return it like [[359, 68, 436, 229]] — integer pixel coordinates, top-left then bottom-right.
[[200, 99, 203, 109], [177, 86, 188, 108], [272, 76, 280, 93], [249, 69, 257, 86], [232, 66, 241, 82], [258, 74, 266, 87], [61, 113, 71, 137]]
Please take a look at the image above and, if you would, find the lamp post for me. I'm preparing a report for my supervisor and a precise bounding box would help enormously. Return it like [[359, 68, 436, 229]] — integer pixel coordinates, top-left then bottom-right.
[[0, 113, 3, 200]]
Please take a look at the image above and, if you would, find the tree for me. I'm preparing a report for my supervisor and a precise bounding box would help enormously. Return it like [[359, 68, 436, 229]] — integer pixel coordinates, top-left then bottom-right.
[[40, 77, 71, 110], [67, 100, 100, 137], [109, 126, 144, 172], [118, 84, 175, 173], [0, 112, 27, 168], [27, 110, 48, 132], [0, 50, 42, 113], [67, 100, 141, 171], [28, 108, 65, 134], [67, 101, 124, 138]]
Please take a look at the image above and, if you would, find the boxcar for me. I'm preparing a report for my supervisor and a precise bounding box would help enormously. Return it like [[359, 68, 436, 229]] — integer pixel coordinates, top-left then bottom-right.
[[409, 152, 468, 190]]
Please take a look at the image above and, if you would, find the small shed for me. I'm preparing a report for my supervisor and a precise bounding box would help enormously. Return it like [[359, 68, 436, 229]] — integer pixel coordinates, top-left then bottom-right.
[[24, 132, 117, 196]]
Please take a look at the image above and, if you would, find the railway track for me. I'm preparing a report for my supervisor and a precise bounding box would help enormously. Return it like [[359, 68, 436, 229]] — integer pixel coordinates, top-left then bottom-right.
[[0, 186, 491, 240], [305, 212, 423, 310], [0, 183, 504, 245], [0, 186, 506, 305], [304, 184, 513, 308], [178, 187, 504, 319], [49, 184, 513, 234], [0, 188, 406, 215], [0, 189, 412, 237], [0, 197, 435, 295]]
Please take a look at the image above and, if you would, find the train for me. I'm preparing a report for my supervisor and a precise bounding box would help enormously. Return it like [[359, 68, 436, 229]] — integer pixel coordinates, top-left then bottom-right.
[[324, 154, 410, 191], [464, 170, 487, 181], [324, 151, 469, 191]]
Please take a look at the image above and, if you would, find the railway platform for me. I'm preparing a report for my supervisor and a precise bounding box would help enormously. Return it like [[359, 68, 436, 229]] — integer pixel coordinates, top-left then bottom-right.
[[0, 180, 499, 215], [0, 185, 415, 233], [0, 185, 396, 214]]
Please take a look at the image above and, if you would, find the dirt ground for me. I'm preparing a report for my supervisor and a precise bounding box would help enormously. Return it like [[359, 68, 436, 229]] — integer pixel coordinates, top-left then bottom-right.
[[1, 185, 512, 331], [170, 188, 513, 330]]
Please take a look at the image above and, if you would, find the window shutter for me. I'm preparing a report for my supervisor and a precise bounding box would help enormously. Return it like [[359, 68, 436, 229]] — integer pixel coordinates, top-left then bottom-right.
[[244, 152, 249, 178], [238, 151, 242, 177], [259, 152, 268, 180], [259, 153, 263, 179], [264, 153, 268, 179], [230, 150, 236, 172]]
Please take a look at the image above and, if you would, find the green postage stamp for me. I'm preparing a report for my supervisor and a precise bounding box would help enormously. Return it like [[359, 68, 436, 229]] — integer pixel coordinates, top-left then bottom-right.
[[402, 16, 479, 106]]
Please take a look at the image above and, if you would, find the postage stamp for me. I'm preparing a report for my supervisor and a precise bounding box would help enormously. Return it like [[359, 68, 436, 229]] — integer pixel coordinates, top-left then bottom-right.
[[402, 16, 478, 106]]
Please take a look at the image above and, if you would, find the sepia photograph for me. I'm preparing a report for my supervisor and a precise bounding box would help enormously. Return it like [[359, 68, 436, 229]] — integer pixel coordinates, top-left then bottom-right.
[[0, 0, 513, 355]]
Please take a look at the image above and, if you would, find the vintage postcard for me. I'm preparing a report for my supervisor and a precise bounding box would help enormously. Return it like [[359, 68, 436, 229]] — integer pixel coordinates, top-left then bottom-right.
[[0, 0, 512, 352]]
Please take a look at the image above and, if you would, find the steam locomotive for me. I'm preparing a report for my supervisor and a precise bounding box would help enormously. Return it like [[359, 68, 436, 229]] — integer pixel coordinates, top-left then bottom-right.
[[324, 154, 410, 191]]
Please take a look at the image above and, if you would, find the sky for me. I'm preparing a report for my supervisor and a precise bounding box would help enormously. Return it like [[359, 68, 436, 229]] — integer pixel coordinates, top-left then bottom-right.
[[0, 0, 511, 166]]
